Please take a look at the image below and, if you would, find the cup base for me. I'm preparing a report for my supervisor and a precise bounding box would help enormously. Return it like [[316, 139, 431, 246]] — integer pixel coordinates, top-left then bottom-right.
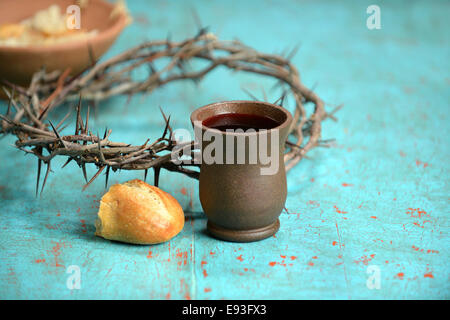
[[207, 219, 280, 242]]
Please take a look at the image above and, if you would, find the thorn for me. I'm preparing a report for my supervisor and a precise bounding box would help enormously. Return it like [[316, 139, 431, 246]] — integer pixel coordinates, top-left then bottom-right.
[[325, 103, 343, 122], [286, 43, 301, 61], [6, 86, 14, 116], [310, 82, 318, 93], [159, 107, 173, 137], [58, 123, 70, 133], [85, 105, 90, 134], [144, 169, 148, 182], [75, 95, 82, 135], [38, 102, 51, 121], [153, 166, 161, 187], [190, 77, 201, 86], [36, 158, 42, 197], [195, 26, 209, 40], [148, 62, 156, 74], [105, 166, 110, 189], [270, 80, 284, 91], [81, 163, 88, 183], [40, 161, 51, 195], [87, 43, 97, 67], [191, 7, 202, 31], [261, 86, 268, 102], [176, 60, 186, 72], [97, 132, 106, 163], [318, 138, 336, 144], [273, 90, 287, 107], [61, 157, 73, 168], [92, 99, 99, 120], [166, 32, 172, 49], [0, 114, 13, 124], [125, 93, 133, 108], [48, 120, 67, 149], [55, 109, 72, 130], [161, 115, 171, 140], [286, 140, 303, 150], [242, 87, 258, 101]]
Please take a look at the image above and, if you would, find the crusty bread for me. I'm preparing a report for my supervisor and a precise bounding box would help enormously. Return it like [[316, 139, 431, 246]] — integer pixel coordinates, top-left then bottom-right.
[[95, 179, 184, 244]]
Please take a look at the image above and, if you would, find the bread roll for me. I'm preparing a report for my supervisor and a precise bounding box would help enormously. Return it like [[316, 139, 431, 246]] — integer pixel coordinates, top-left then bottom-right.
[[95, 179, 184, 244]]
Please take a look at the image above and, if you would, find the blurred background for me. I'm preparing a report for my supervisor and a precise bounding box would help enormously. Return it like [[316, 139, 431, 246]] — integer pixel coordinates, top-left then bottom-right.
[[0, 0, 448, 299]]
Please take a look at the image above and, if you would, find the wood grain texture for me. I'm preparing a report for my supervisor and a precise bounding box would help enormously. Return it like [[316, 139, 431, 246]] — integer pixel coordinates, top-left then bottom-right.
[[0, 0, 448, 299]]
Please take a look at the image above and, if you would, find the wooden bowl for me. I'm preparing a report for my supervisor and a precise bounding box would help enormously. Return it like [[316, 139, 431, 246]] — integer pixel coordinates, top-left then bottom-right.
[[0, 0, 127, 87]]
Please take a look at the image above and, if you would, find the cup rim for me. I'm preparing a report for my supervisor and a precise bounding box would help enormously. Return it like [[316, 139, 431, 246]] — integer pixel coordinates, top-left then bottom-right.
[[190, 100, 293, 136]]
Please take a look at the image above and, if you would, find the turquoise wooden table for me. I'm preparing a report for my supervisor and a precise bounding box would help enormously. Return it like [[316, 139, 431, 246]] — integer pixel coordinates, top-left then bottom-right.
[[0, 0, 448, 299]]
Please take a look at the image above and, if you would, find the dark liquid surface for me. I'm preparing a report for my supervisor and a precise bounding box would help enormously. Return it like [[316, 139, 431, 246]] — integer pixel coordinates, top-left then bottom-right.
[[203, 113, 279, 131]]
